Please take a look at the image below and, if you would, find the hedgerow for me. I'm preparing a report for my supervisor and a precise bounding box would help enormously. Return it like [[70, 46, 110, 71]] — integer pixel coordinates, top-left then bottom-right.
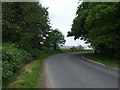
[[2, 42, 32, 87]]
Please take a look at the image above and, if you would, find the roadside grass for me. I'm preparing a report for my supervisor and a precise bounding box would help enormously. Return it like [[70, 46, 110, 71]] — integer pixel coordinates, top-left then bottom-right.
[[8, 50, 64, 88], [10, 59, 42, 88], [83, 53, 120, 67], [8, 49, 93, 88], [5, 48, 119, 88], [0, 45, 2, 50]]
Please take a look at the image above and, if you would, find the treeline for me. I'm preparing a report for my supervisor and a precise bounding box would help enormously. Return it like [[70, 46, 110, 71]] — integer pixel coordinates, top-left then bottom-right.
[[68, 2, 120, 59], [3, 2, 65, 50], [2, 2, 65, 87]]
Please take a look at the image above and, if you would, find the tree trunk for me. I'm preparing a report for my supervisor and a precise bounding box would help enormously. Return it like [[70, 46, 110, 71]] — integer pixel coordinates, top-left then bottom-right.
[[53, 43, 57, 50]]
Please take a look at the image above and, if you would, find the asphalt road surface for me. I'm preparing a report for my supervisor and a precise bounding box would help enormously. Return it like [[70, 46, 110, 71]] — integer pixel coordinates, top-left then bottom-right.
[[45, 52, 118, 88]]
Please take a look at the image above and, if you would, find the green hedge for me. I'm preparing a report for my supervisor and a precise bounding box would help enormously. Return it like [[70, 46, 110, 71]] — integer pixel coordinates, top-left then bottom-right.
[[2, 43, 32, 87]]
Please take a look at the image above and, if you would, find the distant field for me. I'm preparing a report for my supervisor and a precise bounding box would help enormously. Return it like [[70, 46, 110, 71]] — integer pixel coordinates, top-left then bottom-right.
[[61, 49, 94, 53]]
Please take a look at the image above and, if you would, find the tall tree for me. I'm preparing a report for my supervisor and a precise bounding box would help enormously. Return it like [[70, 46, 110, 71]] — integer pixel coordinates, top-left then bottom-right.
[[2, 2, 51, 50], [45, 29, 66, 50]]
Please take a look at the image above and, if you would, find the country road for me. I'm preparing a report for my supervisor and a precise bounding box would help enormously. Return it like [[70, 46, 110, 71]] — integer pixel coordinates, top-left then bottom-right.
[[44, 52, 118, 88]]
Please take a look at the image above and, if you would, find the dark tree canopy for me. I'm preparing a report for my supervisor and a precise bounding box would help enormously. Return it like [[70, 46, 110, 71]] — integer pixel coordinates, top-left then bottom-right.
[[2, 2, 66, 51], [68, 2, 120, 58], [2, 2, 51, 50]]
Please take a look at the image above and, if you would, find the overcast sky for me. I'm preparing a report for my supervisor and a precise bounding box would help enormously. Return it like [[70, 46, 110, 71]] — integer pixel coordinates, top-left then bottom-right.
[[39, 0, 90, 47]]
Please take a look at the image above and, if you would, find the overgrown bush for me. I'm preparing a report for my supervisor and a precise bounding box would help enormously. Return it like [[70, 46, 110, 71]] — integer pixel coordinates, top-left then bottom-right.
[[2, 42, 32, 87]]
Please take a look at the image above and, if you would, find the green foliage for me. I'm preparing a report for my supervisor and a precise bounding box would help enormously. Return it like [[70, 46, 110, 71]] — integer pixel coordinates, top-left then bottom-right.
[[2, 43, 32, 87], [9, 49, 92, 88], [2, 2, 66, 88], [68, 2, 120, 58], [18, 33, 33, 52], [2, 2, 51, 49], [70, 46, 77, 51], [45, 29, 66, 50], [70, 45, 84, 51], [10, 50, 65, 88], [83, 53, 119, 67]]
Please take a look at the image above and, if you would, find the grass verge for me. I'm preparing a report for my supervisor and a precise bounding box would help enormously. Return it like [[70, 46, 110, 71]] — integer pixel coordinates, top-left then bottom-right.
[[9, 59, 43, 88], [83, 53, 120, 67], [8, 49, 93, 88], [8, 50, 64, 88]]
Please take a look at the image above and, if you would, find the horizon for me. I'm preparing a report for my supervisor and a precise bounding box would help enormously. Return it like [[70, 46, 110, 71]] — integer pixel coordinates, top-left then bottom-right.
[[39, 0, 91, 48]]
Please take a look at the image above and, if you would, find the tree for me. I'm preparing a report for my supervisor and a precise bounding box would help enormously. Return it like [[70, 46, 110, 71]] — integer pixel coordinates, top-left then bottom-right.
[[70, 46, 77, 51], [68, 2, 120, 58], [2, 2, 51, 50], [45, 29, 66, 50]]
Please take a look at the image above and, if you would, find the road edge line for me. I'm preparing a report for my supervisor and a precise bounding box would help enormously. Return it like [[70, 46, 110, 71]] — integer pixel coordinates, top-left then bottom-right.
[[81, 55, 118, 70]]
